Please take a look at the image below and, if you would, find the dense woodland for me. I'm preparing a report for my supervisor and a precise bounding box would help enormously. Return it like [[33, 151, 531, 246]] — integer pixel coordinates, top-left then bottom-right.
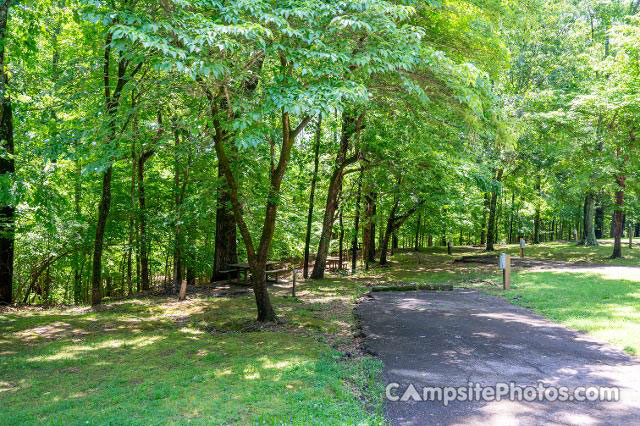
[[0, 0, 639, 321]]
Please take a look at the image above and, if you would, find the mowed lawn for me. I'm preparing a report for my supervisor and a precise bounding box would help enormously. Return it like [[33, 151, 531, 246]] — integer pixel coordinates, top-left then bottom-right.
[[500, 239, 640, 266], [501, 271, 640, 356], [371, 246, 640, 358], [0, 280, 384, 425]]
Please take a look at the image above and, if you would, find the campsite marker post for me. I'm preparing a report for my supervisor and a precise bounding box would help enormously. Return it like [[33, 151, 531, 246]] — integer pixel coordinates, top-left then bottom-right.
[[519, 238, 526, 258], [499, 253, 511, 290], [292, 269, 297, 297]]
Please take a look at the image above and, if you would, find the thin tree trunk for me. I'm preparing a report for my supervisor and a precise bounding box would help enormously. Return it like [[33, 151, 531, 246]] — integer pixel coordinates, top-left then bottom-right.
[[351, 169, 363, 272], [379, 201, 398, 266], [127, 133, 136, 297], [73, 158, 82, 303], [595, 203, 604, 238], [311, 112, 364, 279], [612, 178, 625, 258], [91, 32, 142, 305], [414, 211, 421, 251], [508, 191, 515, 243], [207, 80, 312, 321], [211, 160, 238, 282], [486, 169, 504, 251], [138, 149, 153, 290], [580, 192, 598, 246], [0, 1, 15, 305], [364, 190, 377, 264], [338, 206, 344, 268], [303, 115, 322, 279], [480, 193, 489, 245], [380, 198, 424, 265]]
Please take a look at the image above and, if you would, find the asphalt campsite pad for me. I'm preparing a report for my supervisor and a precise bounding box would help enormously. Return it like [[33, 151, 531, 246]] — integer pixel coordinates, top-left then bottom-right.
[[357, 289, 640, 425]]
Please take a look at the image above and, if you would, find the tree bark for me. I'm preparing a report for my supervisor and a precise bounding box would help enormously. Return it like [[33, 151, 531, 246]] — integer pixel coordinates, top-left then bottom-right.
[[91, 31, 142, 305], [508, 191, 515, 243], [303, 115, 322, 279], [351, 169, 363, 272], [127, 131, 136, 297], [611, 176, 625, 258], [73, 158, 83, 304], [363, 190, 377, 266], [379, 199, 424, 265], [486, 169, 504, 251], [207, 81, 311, 321], [311, 111, 364, 279], [595, 203, 604, 238], [338, 206, 344, 268], [380, 201, 399, 266], [580, 192, 598, 246], [480, 193, 489, 245], [138, 149, 153, 290], [414, 211, 421, 251], [0, 1, 14, 305], [211, 160, 238, 282]]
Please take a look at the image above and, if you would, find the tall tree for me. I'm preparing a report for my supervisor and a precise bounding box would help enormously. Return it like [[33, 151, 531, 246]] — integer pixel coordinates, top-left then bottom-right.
[[0, 0, 14, 304]]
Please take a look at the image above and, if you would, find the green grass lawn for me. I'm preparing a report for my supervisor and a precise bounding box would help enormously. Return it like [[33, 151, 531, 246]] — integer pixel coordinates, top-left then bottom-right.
[[4, 246, 640, 424], [499, 271, 640, 356], [368, 248, 640, 358], [499, 239, 640, 265], [0, 280, 384, 425]]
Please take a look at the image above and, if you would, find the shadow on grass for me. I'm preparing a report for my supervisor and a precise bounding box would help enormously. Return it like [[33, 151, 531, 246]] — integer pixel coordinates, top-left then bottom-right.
[[0, 292, 384, 424], [501, 271, 640, 355]]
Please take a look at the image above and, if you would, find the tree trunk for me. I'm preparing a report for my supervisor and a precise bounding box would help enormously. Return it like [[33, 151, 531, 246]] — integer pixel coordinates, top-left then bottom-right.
[[91, 32, 141, 305], [73, 158, 82, 304], [379, 199, 424, 265], [0, 1, 15, 305], [187, 264, 196, 287], [379, 202, 397, 266], [414, 211, 421, 251], [212, 162, 238, 282], [92, 166, 112, 305], [127, 140, 136, 296], [208, 81, 312, 321], [351, 169, 363, 272], [138, 149, 153, 290], [391, 232, 398, 255], [363, 190, 377, 265], [595, 204, 604, 238], [611, 176, 626, 259], [338, 206, 344, 268], [480, 193, 489, 245], [580, 192, 598, 246], [303, 115, 322, 279], [311, 112, 364, 279], [486, 169, 504, 251], [508, 191, 515, 243]]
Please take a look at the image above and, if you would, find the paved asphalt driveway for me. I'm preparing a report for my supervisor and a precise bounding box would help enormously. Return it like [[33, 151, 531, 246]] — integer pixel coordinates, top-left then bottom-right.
[[356, 289, 640, 425]]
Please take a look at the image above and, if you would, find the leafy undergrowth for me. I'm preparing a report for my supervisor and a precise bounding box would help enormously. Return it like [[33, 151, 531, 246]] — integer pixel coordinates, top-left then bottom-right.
[[0, 279, 384, 425]]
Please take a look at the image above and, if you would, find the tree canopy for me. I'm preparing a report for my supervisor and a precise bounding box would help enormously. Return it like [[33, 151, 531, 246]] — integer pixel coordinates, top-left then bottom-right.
[[1, 0, 639, 321]]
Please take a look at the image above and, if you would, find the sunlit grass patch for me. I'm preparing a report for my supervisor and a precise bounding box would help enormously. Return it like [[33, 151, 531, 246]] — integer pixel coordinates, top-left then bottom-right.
[[0, 280, 384, 425], [499, 240, 640, 265], [499, 271, 640, 356]]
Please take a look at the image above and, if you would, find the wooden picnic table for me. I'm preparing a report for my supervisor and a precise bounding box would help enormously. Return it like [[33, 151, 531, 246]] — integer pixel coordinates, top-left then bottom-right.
[[326, 256, 346, 271], [228, 262, 278, 285]]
